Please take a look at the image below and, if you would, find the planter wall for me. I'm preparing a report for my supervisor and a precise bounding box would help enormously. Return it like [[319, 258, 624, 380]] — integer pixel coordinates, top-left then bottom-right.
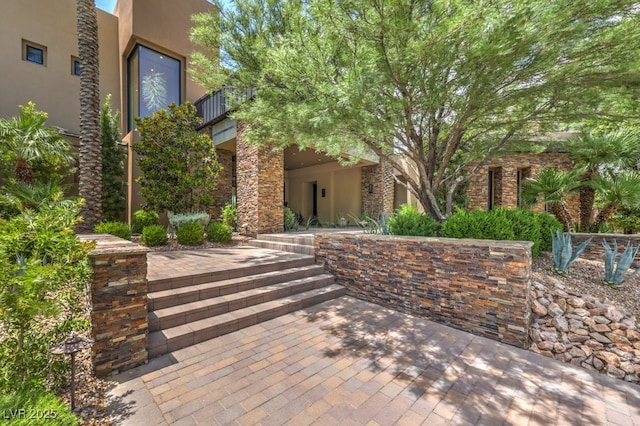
[[573, 233, 640, 268], [315, 233, 533, 348], [80, 234, 149, 377]]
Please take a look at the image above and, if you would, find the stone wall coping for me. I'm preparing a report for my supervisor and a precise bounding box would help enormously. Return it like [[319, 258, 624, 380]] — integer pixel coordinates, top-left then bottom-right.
[[315, 232, 534, 250], [572, 232, 640, 240], [79, 234, 151, 256]]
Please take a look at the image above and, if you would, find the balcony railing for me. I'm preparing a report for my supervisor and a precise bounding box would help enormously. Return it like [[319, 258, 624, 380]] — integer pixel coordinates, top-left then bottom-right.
[[194, 87, 256, 129]]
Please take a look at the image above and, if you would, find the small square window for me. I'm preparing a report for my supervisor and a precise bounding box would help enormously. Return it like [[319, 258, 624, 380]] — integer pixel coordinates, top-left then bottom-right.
[[72, 57, 81, 75], [22, 40, 46, 66]]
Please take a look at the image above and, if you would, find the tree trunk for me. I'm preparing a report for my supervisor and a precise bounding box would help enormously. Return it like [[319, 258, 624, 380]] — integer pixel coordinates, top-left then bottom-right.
[[549, 202, 574, 232], [76, 0, 102, 231], [14, 159, 33, 184], [579, 171, 595, 231], [592, 204, 617, 231]]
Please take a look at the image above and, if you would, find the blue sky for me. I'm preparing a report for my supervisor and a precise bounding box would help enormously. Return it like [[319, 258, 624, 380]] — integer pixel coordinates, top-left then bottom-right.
[[95, 0, 116, 13]]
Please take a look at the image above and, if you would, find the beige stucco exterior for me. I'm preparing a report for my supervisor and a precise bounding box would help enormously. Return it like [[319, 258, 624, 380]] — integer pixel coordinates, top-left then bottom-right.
[[0, 1, 120, 135]]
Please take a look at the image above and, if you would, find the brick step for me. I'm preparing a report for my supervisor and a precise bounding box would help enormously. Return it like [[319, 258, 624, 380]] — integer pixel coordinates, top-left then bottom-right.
[[148, 256, 314, 293], [254, 233, 315, 246], [148, 273, 335, 332], [245, 240, 314, 256], [148, 264, 326, 311], [147, 284, 346, 358]]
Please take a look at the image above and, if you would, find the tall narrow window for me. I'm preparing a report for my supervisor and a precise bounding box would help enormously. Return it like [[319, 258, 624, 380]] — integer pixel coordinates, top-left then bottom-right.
[[517, 167, 531, 208], [127, 45, 181, 130], [488, 169, 494, 210], [71, 56, 81, 76]]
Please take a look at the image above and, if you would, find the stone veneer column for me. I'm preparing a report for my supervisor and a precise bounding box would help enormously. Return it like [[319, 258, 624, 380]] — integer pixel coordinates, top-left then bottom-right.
[[236, 123, 284, 236], [360, 160, 394, 216], [80, 234, 149, 377], [209, 148, 234, 221]]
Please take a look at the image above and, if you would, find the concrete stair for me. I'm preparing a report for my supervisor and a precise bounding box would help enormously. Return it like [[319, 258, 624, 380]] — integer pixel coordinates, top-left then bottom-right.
[[147, 255, 344, 358], [245, 233, 315, 255]]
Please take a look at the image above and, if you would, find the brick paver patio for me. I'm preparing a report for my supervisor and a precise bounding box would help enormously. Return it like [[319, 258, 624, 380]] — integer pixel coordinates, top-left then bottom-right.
[[108, 296, 640, 425]]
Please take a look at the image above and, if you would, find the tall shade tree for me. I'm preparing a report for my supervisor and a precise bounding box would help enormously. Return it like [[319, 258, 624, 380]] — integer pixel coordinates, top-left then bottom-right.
[[190, 0, 640, 221], [76, 0, 101, 231], [591, 170, 640, 230]]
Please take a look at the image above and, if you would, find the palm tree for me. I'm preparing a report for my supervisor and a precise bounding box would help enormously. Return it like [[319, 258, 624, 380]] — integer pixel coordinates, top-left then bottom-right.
[[591, 170, 640, 230], [0, 103, 74, 184], [76, 0, 102, 231], [520, 168, 584, 231], [565, 130, 640, 230]]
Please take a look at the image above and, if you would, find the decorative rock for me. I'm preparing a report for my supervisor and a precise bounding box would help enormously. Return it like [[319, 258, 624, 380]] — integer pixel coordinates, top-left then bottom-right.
[[572, 308, 590, 317], [548, 303, 564, 318], [553, 316, 569, 333], [606, 365, 626, 379], [554, 342, 567, 353], [532, 300, 548, 317], [608, 334, 631, 346], [593, 357, 605, 370], [627, 329, 640, 341], [540, 331, 558, 342], [567, 297, 586, 308], [537, 297, 551, 307], [571, 357, 586, 366], [590, 323, 611, 333], [556, 298, 567, 312], [584, 339, 605, 350], [589, 307, 607, 316], [593, 316, 611, 325], [625, 374, 640, 382], [579, 345, 593, 358], [540, 351, 554, 359], [569, 347, 586, 358], [568, 333, 590, 343], [581, 362, 596, 370], [605, 307, 625, 323], [620, 362, 636, 375], [590, 332, 612, 344], [538, 341, 555, 351], [530, 328, 542, 343], [596, 351, 621, 367]]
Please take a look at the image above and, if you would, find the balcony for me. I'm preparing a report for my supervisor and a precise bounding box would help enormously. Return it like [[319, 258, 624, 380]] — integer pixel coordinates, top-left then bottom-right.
[[194, 87, 256, 129]]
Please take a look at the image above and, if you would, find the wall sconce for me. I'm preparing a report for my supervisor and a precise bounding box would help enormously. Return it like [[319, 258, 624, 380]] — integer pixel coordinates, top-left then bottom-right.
[[321, 188, 326, 197], [368, 184, 374, 194]]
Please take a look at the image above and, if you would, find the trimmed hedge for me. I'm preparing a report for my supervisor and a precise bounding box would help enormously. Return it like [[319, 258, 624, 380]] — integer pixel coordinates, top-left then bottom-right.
[[131, 210, 159, 234], [141, 224, 168, 247], [207, 222, 233, 242], [441, 208, 561, 257], [388, 204, 439, 237], [94, 221, 131, 240], [176, 221, 205, 245]]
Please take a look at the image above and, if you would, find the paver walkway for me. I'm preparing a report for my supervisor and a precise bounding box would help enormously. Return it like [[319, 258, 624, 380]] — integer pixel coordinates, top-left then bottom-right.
[[108, 296, 640, 425]]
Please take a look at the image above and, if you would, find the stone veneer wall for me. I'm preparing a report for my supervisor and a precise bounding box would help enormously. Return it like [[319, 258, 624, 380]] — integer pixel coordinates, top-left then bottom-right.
[[236, 123, 284, 236], [573, 233, 640, 268], [467, 153, 579, 219], [361, 160, 394, 217], [209, 148, 234, 221], [315, 233, 533, 348], [80, 234, 149, 377]]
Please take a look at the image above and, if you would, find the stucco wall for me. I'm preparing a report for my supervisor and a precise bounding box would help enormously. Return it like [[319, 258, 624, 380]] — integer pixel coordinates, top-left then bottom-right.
[[0, 1, 120, 133], [315, 233, 533, 348]]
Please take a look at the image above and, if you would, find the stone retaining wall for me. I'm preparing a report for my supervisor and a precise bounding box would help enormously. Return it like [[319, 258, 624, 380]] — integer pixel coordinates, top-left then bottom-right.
[[573, 233, 640, 268], [81, 234, 149, 377], [315, 233, 533, 348]]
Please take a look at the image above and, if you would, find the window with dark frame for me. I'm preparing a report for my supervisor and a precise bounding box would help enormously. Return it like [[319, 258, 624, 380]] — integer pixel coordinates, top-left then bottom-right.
[[72, 58, 81, 76], [26, 45, 44, 64]]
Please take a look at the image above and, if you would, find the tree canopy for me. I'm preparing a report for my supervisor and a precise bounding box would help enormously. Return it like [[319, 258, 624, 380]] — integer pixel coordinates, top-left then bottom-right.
[[190, 0, 640, 220], [132, 102, 220, 214]]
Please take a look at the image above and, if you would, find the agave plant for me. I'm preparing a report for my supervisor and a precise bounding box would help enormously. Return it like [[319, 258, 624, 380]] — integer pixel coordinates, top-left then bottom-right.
[[602, 239, 640, 287], [551, 230, 592, 275]]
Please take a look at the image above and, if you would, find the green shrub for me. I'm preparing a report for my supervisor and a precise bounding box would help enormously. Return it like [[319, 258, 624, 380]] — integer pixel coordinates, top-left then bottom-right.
[[0, 386, 79, 425], [94, 221, 131, 240], [495, 208, 542, 256], [534, 212, 562, 253], [388, 204, 439, 237], [176, 221, 205, 245], [168, 211, 210, 235], [131, 209, 159, 234], [0, 199, 92, 391], [140, 224, 168, 246], [207, 221, 233, 242], [284, 207, 297, 231], [222, 203, 237, 230], [441, 209, 515, 241]]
